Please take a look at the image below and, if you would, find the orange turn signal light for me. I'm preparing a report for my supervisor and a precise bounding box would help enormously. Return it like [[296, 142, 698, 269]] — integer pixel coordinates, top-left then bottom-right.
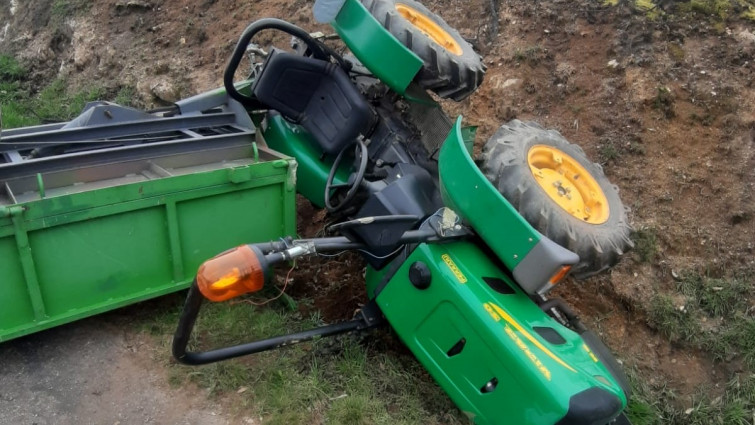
[[196, 245, 266, 302], [549, 265, 572, 286]]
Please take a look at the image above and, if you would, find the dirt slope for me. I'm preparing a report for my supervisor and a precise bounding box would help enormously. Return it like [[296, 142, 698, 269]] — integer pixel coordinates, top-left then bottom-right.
[[1, 0, 754, 418]]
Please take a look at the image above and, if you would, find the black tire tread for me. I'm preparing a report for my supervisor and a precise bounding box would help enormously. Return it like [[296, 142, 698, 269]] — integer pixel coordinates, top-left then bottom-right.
[[480, 120, 633, 279], [361, 0, 485, 101]]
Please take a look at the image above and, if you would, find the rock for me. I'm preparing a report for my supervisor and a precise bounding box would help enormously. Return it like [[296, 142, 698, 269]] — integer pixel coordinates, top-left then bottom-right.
[[607, 59, 619, 68], [137, 77, 180, 103], [555, 62, 575, 83], [499, 78, 521, 89], [115, 1, 153, 10], [734, 29, 755, 55], [150, 79, 180, 103]]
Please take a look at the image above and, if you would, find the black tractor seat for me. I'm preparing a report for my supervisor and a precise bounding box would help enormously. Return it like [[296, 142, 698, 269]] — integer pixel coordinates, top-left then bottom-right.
[[252, 49, 375, 155]]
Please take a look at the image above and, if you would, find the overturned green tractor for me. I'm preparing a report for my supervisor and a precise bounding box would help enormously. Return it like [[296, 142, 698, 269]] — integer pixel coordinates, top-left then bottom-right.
[[171, 1, 634, 424]]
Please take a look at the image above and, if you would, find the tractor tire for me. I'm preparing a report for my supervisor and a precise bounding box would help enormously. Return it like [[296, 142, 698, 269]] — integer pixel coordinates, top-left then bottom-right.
[[361, 0, 485, 101], [480, 120, 633, 279]]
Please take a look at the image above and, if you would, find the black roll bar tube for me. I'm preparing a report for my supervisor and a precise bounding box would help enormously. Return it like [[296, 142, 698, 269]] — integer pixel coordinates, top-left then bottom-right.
[[172, 230, 438, 366]]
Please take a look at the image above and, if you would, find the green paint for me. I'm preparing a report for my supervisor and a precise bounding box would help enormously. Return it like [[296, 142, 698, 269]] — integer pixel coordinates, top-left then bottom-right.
[[331, 0, 422, 94], [0, 156, 296, 342], [10, 206, 47, 321], [165, 201, 185, 282], [262, 114, 349, 208], [438, 118, 540, 270], [376, 241, 627, 424]]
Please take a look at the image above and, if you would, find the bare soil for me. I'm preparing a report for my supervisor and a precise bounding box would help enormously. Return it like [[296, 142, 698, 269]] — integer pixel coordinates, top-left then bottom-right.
[[0, 301, 235, 425], [1, 0, 754, 421]]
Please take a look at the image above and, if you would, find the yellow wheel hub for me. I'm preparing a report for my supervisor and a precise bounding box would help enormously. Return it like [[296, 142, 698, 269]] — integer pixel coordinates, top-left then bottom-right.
[[395, 3, 463, 56], [527, 145, 610, 224]]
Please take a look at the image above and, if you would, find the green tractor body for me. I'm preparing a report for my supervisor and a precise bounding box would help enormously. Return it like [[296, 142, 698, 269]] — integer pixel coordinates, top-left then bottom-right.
[[367, 119, 627, 424], [172, 1, 634, 424]]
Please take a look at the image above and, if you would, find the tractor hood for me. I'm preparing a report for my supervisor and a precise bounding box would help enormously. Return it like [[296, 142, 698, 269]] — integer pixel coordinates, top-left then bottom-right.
[[438, 118, 579, 294]]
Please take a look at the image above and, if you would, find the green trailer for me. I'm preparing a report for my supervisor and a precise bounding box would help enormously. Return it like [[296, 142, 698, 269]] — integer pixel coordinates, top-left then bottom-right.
[[0, 91, 296, 342]]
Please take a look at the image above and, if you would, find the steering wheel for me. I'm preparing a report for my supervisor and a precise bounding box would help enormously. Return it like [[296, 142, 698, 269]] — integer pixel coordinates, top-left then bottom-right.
[[325, 139, 368, 212]]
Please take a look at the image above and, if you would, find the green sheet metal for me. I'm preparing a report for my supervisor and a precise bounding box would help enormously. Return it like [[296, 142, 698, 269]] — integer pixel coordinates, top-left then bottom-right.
[[0, 148, 296, 342], [262, 114, 349, 208], [330, 0, 423, 94], [374, 241, 627, 424], [438, 117, 540, 270]]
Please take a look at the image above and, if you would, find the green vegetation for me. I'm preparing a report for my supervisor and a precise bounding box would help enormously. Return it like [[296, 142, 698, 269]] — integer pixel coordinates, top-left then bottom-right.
[[631, 227, 659, 263], [143, 294, 463, 424], [677, 274, 749, 318], [635, 267, 755, 424], [627, 372, 755, 425], [0, 54, 119, 130], [598, 141, 621, 163], [51, 0, 91, 20], [34, 78, 105, 122], [647, 294, 699, 342], [512, 44, 548, 66]]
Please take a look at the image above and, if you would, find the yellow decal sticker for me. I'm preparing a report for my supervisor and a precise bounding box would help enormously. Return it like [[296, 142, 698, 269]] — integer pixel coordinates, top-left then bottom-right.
[[504, 325, 552, 380], [582, 344, 599, 363], [441, 254, 467, 283], [483, 303, 501, 322], [485, 302, 577, 374]]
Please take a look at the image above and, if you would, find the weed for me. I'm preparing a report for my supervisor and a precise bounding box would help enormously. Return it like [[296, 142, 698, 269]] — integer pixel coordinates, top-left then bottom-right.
[[680, 0, 733, 19], [114, 86, 138, 108], [33, 78, 104, 123], [677, 274, 748, 318], [0, 55, 25, 80], [652, 86, 675, 118], [647, 294, 699, 342], [512, 44, 547, 66], [631, 228, 659, 263], [689, 112, 715, 126], [599, 142, 621, 163], [1, 102, 39, 129], [51, 0, 91, 19], [626, 363, 755, 425], [667, 43, 686, 62], [628, 141, 646, 155], [720, 316, 755, 367]]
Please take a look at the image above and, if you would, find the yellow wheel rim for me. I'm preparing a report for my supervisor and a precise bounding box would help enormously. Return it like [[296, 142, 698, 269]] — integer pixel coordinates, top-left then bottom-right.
[[395, 3, 463, 56], [527, 145, 610, 224]]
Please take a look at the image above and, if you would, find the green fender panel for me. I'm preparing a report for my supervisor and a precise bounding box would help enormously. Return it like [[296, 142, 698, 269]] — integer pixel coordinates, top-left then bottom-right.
[[329, 0, 423, 94]]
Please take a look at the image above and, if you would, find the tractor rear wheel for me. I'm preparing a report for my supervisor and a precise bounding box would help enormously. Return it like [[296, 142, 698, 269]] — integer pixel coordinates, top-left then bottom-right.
[[361, 0, 485, 101], [480, 120, 633, 279]]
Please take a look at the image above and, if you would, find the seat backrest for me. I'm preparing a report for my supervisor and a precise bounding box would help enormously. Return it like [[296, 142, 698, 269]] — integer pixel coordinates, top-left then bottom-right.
[[252, 50, 373, 155]]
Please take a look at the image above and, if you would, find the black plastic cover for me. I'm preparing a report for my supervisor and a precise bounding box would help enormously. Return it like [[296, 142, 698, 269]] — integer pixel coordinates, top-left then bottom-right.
[[555, 387, 623, 425], [253, 50, 373, 155]]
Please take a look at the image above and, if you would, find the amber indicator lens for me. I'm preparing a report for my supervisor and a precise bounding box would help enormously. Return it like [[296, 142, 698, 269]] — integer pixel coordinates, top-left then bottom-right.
[[196, 245, 265, 302], [548, 265, 572, 286]]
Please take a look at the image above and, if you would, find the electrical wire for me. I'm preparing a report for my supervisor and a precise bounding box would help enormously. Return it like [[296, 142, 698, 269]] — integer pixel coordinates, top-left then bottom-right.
[[231, 262, 295, 307]]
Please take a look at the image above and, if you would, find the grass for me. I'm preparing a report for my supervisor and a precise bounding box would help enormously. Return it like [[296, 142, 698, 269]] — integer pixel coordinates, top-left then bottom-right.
[[626, 366, 755, 425], [512, 44, 548, 66], [598, 141, 621, 163], [631, 227, 659, 263], [652, 87, 675, 119], [35, 78, 105, 123], [676, 274, 749, 318], [647, 294, 700, 342], [141, 294, 464, 424], [51, 0, 91, 20], [0, 54, 108, 129], [638, 266, 755, 423]]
